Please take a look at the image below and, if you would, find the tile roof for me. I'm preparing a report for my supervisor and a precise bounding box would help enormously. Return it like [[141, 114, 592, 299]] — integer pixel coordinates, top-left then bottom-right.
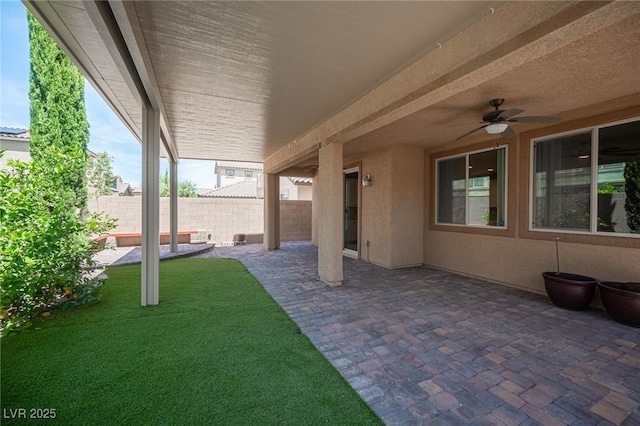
[[215, 160, 263, 171], [196, 188, 216, 197], [0, 126, 30, 139], [198, 180, 258, 198], [289, 177, 313, 185]]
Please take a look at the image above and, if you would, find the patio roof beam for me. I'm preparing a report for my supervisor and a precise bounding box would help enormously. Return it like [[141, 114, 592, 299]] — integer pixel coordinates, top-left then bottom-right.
[[22, 0, 142, 143], [83, 1, 145, 107], [107, 0, 178, 162]]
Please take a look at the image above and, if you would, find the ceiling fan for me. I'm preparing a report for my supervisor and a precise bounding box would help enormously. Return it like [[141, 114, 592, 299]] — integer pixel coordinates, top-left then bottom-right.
[[455, 98, 561, 141]]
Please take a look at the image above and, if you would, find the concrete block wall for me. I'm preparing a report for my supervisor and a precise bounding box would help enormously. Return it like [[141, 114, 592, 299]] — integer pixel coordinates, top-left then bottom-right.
[[88, 197, 311, 245], [280, 200, 312, 242]]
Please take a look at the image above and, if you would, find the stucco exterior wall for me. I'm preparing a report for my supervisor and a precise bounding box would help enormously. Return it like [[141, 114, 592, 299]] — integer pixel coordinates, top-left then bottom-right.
[[360, 148, 392, 266], [424, 231, 639, 295], [88, 197, 311, 245], [423, 107, 640, 298], [358, 144, 424, 268], [390, 145, 425, 268]]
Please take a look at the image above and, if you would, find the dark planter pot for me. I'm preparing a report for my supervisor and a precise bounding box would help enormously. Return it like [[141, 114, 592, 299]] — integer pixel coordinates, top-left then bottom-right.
[[542, 272, 597, 310], [597, 282, 640, 328]]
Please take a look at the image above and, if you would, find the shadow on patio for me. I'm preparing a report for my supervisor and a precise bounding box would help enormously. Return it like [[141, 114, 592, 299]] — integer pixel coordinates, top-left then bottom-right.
[[199, 241, 640, 425]]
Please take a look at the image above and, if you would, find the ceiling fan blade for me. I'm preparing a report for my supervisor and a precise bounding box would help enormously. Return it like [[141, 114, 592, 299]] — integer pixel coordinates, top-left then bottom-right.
[[508, 115, 561, 123], [454, 124, 488, 141], [497, 108, 524, 120], [501, 125, 517, 139]]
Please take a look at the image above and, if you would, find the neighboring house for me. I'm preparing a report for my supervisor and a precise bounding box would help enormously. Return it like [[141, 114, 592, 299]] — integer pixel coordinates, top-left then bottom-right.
[[0, 127, 98, 166], [1, 125, 133, 196], [112, 176, 134, 196], [214, 160, 312, 200], [0, 126, 31, 168], [279, 177, 312, 201], [214, 161, 262, 188]]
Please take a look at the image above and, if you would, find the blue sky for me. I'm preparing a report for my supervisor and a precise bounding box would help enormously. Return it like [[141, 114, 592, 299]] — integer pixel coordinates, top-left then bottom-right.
[[0, 0, 216, 188]]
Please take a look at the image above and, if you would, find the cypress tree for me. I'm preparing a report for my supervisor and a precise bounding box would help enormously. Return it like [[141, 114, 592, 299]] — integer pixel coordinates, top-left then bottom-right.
[[27, 11, 89, 209]]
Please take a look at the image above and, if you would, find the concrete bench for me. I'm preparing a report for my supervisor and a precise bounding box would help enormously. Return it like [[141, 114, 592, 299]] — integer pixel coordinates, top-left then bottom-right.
[[93, 231, 199, 248]]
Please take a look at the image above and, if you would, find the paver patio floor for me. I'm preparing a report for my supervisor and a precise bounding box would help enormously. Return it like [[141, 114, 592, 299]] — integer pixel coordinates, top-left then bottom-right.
[[200, 241, 640, 425]]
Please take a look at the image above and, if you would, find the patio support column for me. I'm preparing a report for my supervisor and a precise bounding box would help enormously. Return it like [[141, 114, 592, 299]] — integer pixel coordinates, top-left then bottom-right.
[[318, 141, 343, 286], [169, 159, 178, 253], [264, 173, 280, 251], [141, 104, 160, 306], [311, 168, 319, 246]]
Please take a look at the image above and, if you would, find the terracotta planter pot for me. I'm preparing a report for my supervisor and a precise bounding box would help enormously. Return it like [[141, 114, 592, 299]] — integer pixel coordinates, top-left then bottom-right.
[[542, 272, 597, 310], [597, 282, 640, 328]]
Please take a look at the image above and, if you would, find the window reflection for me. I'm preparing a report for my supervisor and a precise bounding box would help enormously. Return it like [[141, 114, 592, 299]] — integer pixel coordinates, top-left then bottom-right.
[[437, 147, 506, 227], [532, 118, 640, 235]]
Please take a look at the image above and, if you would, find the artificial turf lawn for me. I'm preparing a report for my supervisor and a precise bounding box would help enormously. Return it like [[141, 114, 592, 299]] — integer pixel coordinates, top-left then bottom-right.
[[1, 258, 382, 425]]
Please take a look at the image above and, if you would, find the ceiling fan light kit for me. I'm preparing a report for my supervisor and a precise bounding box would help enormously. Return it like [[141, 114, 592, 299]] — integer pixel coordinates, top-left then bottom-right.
[[455, 98, 561, 141], [485, 123, 508, 134]]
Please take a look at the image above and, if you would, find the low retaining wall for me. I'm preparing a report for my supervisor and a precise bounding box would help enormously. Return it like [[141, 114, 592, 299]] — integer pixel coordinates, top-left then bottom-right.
[[94, 231, 195, 248]]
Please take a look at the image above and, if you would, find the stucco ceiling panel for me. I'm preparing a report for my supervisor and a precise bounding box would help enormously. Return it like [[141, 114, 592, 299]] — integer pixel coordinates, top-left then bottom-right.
[[133, 1, 495, 160], [160, 89, 266, 161]]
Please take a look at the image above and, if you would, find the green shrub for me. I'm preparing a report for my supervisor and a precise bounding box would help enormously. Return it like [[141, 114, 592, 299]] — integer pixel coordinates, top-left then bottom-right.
[[0, 151, 115, 335], [625, 161, 640, 232]]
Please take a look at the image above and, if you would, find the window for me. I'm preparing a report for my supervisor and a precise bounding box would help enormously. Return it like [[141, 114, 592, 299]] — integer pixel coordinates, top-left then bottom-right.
[[245, 171, 253, 178], [226, 169, 234, 177], [437, 146, 507, 227], [532, 118, 640, 235]]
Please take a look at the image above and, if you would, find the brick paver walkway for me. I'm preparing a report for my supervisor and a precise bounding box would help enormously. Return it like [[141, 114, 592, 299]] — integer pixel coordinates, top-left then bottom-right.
[[203, 241, 639, 425]]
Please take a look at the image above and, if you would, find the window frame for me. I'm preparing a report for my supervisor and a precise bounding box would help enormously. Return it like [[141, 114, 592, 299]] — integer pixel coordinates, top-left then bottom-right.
[[435, 144, 509, 230], [226, 169, 235, 177], [529, 116, 640, 239]]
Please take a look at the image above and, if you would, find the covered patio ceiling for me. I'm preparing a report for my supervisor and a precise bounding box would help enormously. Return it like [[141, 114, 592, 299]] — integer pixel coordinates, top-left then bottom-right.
[[25, 1, 640, 170]]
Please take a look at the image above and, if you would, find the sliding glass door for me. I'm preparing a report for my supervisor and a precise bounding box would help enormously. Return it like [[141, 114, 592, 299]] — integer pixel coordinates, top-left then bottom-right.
[[343, 168, 359, 256]]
